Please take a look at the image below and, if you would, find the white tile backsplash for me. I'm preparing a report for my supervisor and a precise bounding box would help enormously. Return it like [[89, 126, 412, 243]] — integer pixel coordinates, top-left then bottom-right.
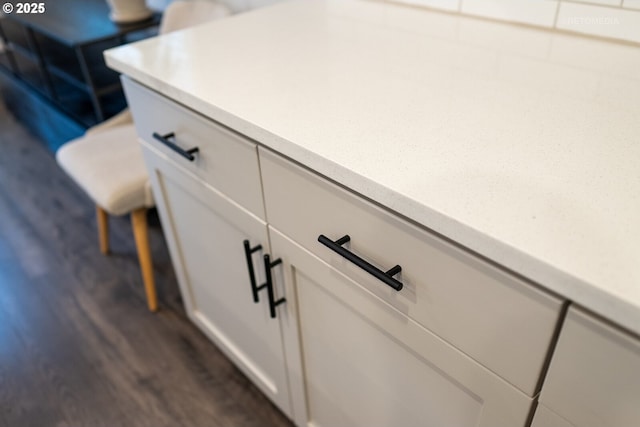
[[177, 0, 640, 45], [622, 0, 640, 9], [395, 0, 460, 12], [557, 2, 640, 43], [460, 0, 559, 27], [386, 0, 640, 45], [569, 0, 622, 6]]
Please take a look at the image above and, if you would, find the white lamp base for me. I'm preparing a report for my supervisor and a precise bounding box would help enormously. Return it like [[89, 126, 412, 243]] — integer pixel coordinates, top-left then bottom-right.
[[107, 0, 153, 24]]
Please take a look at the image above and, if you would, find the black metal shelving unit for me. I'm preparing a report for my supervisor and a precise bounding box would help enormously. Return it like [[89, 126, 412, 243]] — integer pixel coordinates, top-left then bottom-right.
[[0, 0, 159, 148]]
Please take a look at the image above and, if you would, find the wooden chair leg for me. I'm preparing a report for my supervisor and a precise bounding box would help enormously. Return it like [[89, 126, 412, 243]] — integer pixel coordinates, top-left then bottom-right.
[[131, 208, 158, 312], [96, 205, 109, 255]]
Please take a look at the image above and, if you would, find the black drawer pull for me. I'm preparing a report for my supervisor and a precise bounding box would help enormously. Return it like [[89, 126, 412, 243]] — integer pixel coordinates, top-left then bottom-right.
[[243, 240, 264, 303], [318, 234, 403, 291], [152, 132, 199, 161], [263, 254, 285, 319]]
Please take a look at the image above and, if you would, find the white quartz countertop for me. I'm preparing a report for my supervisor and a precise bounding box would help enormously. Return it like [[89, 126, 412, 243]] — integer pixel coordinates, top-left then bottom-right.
[[105, 0, 640, 334]]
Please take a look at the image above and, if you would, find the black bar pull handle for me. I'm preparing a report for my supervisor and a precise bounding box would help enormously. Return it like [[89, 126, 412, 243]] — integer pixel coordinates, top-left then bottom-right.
[[152, 132, 199, 161], [318, 234, 403, 291], [263, 254, 286, 319], [243, 240, 264, 303]]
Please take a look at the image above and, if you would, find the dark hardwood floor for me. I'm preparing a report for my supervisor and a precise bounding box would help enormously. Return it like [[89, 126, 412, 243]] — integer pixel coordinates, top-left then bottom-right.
[[0, 102, 294, 427]]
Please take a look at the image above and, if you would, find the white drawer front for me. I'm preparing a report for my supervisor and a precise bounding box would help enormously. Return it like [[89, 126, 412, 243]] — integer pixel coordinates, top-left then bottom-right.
[[540, 307, 640, 427], [123, 77, 265, 218], [260, 147, 563, 396]]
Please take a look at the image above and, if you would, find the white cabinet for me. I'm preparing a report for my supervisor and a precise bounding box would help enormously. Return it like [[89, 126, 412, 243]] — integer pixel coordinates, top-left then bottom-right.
[[530, 405, 575, 427], [269, 227, 534, 427], [140, 142, 292, 414], [125, 77, 293, 416], [123, 76, 567, 427], [538, 307, 640, 427]]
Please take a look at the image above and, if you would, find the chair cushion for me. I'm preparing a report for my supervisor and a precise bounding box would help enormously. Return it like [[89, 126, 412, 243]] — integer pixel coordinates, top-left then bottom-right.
[[56, 125, 154, 216], [159, 1, 231, 35]]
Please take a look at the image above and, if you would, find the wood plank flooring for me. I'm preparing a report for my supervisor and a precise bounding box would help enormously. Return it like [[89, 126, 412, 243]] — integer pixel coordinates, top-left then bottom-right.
[[0, 102, 294, 427]]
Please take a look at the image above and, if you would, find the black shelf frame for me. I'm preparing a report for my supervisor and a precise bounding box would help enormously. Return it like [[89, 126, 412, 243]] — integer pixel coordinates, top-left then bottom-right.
[[0, 11, 158, 129]]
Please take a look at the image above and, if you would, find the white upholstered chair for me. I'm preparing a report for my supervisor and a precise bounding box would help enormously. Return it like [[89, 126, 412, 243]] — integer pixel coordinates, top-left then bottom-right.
[[56, 1, 231, 312]]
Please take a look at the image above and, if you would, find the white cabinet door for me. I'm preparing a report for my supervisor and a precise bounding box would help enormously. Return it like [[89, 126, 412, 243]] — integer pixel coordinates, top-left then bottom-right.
[[539, 306, 640, 427], [269, 227, 533, 427], [141, 141, 292, 416], [531, 405, 575, 427]]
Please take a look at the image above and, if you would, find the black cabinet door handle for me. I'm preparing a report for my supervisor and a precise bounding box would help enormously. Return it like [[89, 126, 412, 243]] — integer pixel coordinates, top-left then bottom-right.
[[318, 234, 403, 291], [243, 240, 264, 303], [152, 132, 199, 161], [263, 254, 285, 319]]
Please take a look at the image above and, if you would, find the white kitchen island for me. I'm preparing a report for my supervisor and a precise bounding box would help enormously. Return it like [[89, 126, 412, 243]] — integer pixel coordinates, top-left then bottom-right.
[[105, 1, 640, 426]]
